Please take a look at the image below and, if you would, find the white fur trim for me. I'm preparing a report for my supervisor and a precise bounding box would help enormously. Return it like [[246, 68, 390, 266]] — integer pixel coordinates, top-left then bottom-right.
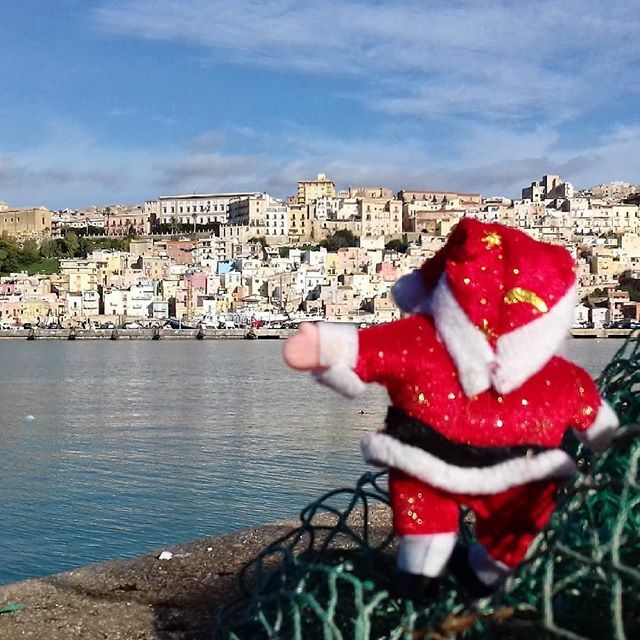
[[313, 366, 366, 398], [391, 271, 428, 313], [317, 322, 359, 368], [361, 433, 576, 494], [493, 283, 577, 394], [397, 533, 457, 577], [429, 277, 576, 396], [313, 323, 366, 397], [430, 275, 495, 397], [468, 544, 512, 586], [573, 400, 619, 453]]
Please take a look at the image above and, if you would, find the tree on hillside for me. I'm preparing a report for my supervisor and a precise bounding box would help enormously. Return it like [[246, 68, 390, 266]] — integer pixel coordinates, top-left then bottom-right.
[[62, 231, 81, 257], [618, 277, 640, 302], [0, 236, 21, 273], [320, 229, 359, 252], [385, 239, 408, 253], [251, 236, 268, 248], [21, 239, 40, 264]]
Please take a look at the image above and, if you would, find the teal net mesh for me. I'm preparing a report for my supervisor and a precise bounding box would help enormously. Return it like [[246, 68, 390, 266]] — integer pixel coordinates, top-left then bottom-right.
[[219, 334, 640, 639]]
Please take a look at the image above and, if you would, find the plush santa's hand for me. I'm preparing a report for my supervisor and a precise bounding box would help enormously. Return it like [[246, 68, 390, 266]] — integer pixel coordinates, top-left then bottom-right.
[[283, 322, 323, 371]]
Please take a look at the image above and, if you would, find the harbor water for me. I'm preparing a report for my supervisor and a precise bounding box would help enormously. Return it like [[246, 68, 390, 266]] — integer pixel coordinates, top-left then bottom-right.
[[0, 338, 622, 585]]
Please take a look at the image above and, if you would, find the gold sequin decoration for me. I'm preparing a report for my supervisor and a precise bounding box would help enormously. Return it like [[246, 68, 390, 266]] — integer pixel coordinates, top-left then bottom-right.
[[504, 287, 549, 313], [463, 277, 471, 285], [481, 232, 502, 249], [481, 319, 497, 340]]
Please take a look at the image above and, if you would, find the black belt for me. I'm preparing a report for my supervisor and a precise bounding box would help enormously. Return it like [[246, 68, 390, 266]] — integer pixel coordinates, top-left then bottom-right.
[[384, 406, 549, 468]]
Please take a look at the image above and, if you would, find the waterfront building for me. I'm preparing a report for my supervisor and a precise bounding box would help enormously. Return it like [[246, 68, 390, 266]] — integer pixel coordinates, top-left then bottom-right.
[[126, 281, 155, 317], [103, 288, 126, 317], [368, 291, 401, 324], [57, 259, 100, 294]]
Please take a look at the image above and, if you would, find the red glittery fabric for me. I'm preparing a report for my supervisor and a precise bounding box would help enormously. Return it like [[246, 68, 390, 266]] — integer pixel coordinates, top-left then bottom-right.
[[354, 314, 600, 448], [389, 469, 558, 567], [416, 218, 576, 342]]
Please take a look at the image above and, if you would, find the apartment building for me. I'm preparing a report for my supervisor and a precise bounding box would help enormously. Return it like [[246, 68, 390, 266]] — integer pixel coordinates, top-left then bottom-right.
[[145, 192, 257, 226], [589, 181, 638, 201], [105, 206, 150, 236], [297, 173, 336, 204], [57, 259, 100, 294], [522, 175, 574, 201], [226, 193, 288, 240], [360, 197, 402, 238]]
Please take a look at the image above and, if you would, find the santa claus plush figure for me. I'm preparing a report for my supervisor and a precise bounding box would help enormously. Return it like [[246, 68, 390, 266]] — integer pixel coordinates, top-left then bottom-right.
[[283, 218, 619, 600]]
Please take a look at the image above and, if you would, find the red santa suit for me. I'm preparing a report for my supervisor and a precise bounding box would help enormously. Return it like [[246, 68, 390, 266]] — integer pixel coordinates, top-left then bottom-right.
[[313, 219, 618, 585]]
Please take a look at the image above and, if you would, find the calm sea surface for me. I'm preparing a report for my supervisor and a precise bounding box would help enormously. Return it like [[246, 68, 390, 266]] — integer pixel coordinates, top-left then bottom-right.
[[0, 337, 622, 585]]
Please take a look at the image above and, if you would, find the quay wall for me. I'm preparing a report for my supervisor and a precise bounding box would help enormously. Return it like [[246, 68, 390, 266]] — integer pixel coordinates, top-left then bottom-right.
[[0, 327, 297, 340], [0, 327, 633, 340]]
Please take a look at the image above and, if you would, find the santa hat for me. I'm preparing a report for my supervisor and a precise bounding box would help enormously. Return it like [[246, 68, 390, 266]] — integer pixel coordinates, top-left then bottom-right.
[[392, 219, 577, 397]]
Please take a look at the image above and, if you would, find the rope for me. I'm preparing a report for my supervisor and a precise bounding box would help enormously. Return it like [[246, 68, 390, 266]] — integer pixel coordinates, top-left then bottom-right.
[[219, 334, 640, 639]]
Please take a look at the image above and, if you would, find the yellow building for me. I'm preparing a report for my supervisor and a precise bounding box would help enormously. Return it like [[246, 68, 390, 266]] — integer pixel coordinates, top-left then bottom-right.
[[57, 259, 99, 294], [0, 207, 52, 239], [297, 173, 336, 205]]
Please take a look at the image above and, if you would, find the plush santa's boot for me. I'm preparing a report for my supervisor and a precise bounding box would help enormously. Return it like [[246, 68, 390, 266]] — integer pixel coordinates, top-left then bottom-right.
[[394, 533, 456, 601], [448, 543, 512, 598]]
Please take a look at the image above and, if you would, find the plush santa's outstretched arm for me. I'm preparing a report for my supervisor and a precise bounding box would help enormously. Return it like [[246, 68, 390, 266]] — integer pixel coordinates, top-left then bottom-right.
[[572, 398, 619, 453], [567, 366, 619, 453], [283, 322, 367, 397]]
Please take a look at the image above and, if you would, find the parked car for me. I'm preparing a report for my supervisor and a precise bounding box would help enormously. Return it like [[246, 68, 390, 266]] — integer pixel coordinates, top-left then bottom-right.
[[22, 323, 33, 330], [123, 321, 143, 329]]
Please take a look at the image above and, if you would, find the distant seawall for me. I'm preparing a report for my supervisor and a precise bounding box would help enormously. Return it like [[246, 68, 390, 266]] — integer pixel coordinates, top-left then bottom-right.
[[0, 327, 631, 340], [0, 327, 297, 340]]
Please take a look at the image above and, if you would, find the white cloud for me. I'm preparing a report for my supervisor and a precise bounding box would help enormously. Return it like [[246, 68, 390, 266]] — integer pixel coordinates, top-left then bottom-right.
[[2, 116, 639, 210], [95, 0, 640, 121]]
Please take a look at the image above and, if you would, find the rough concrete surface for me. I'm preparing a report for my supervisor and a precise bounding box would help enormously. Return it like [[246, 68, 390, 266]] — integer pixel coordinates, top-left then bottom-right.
[[0, 507, 392, 640]]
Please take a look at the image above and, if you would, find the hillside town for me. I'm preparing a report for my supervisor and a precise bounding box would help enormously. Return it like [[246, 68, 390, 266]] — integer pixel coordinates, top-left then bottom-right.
[[1, 173, 640, 330]]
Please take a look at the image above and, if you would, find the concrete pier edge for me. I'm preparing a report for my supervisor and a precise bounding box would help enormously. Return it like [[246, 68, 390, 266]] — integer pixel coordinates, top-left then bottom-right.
[[0, 328, 297, 340], [0, 327, 633, 340], [0, 506, 391, 639]]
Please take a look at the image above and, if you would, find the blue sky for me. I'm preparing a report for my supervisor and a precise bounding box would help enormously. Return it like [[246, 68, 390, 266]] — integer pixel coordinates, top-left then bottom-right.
[[1, 0, 640, 209]]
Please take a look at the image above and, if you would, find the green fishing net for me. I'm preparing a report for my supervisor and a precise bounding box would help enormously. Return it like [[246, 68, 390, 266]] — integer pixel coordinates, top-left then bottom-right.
[[219, 334, 640, 639]]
